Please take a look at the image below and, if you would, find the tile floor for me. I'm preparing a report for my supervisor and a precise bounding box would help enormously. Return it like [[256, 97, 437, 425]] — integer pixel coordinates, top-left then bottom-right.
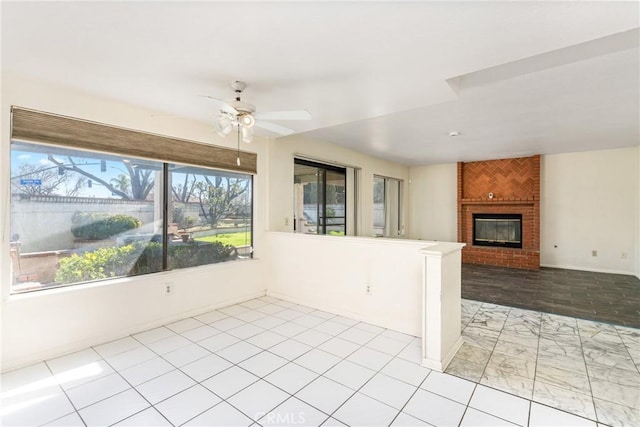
[[448, 300, 640, 427], [462, 265, 640, 327], [0, 296, 638, 427]]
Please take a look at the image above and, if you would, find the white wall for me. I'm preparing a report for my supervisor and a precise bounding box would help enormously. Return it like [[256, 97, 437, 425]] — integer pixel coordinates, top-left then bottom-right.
[[540, 147, 639, 275], [408, 163, 457, 241], [406, 148, 640, 276], [265, 232, 429, 336], [266, 136, 410, 237], [0, 72, 269, 371], [1, 261, 265, 371]]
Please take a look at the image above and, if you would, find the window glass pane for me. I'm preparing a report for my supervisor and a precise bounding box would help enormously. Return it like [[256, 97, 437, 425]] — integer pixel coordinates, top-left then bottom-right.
[[294, 159, 346, 236], [373, 176, 385, 236], [168, 165, 252, 268], [294, 162, 320, 235], [325, 170, 345, 236], [10, 137, 254, 294], [10, 141, 163, 292], [373, 176, 402, 237]]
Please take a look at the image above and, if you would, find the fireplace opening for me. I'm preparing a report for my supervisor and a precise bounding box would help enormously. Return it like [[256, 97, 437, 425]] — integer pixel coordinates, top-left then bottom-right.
[[473, 213, 522, 248]]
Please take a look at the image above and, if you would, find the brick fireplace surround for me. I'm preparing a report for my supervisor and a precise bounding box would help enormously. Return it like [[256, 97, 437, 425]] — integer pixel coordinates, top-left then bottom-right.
[[458, 155, 540, 270]]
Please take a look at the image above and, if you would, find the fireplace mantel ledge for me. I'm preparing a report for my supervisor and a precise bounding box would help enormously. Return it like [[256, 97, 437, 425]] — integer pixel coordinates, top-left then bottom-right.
[[459, 198, 536, 204]]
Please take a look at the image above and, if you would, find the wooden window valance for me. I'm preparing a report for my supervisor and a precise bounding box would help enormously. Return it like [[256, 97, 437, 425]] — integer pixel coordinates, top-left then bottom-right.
[[11, 107, 257, 174]]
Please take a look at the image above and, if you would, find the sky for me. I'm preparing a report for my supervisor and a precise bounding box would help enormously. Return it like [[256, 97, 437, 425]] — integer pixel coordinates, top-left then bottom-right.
[[10, 141, 249, 200], [11, 145, 128, 198]]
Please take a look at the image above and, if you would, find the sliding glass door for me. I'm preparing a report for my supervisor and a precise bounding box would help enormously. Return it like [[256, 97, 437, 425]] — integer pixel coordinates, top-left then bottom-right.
[[294, 159, 346, 235]]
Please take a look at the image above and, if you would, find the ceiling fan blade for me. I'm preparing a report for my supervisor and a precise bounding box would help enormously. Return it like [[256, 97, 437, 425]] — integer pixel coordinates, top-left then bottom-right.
[[254, 110, 311, 121], [255, 120, 296, 136], [201, 95, 238, 115]]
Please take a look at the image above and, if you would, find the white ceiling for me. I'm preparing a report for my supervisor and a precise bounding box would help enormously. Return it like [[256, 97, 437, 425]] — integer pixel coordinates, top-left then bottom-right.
[[2, 1, 639, 165]]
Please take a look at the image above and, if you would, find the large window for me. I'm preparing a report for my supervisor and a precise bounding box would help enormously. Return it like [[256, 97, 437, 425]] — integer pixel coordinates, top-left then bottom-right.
[[293, 159, 346, 235], [373, 175, 402, 237], [9, 142, 253, 293]]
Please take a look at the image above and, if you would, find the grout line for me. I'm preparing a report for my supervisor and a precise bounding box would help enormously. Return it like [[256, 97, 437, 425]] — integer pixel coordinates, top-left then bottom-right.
[[612, 324, 640, 376], [92, 355, 172, 427], [388, 370, 434, 426], [323, 343, 408, 423], [474, 302, 506, 383], [574, 316, 599, 424], [41, 360, 88, 427], [528, 309, 543, 427]]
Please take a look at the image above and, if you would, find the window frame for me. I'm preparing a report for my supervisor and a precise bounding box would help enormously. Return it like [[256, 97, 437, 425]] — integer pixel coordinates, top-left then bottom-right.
[[9, 131, 255, 294], [373, 174, 403, 237], [293, 157, 347, 236]]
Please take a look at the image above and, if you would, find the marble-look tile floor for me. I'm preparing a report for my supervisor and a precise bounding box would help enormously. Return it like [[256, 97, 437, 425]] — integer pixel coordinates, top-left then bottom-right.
[[1, 296, 637, 427], [447, 299, 640, 427]]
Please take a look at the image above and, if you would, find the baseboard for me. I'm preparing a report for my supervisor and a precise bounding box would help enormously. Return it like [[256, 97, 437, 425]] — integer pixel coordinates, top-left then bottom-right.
[[266, 290, 421, 337], [540, 263, 636, 277], [0, 290, 267, 373], [421, 335, 463, 372]]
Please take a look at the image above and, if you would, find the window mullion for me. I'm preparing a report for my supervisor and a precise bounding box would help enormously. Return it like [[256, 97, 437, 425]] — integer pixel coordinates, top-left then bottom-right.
[[162, 163, 169, 271]]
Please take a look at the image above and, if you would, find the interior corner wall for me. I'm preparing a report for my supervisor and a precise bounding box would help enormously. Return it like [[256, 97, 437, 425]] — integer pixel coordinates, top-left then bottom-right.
[[265, 135, 410, 237], [407, 163, 457, 242], [540, 147, 639, 275], [0, 72, 268, 371]]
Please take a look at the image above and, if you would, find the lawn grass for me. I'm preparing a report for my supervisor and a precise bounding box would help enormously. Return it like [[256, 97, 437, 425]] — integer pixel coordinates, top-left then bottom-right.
[[195, 231, 252, 247]]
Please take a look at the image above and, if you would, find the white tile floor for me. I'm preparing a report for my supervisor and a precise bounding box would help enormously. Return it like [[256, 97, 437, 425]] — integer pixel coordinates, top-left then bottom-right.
[[1, 296, 637, 427]]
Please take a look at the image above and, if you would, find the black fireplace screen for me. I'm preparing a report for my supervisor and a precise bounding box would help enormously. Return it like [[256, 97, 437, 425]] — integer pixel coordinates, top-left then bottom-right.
[[473, 214, 522, 248]]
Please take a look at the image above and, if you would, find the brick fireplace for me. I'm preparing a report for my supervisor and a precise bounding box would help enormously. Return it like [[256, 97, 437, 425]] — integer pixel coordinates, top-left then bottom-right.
[[457, 155, 540, 270]]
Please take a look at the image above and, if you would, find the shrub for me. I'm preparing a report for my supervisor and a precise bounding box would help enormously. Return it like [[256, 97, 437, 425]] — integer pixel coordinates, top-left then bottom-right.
[[168, 241, 237, 269], [55, 242, 158, 284], [173, 206, 197, 230], [55, 241, 238, 285], [183, 216, 197, 229], [71, 212, 141, 240]]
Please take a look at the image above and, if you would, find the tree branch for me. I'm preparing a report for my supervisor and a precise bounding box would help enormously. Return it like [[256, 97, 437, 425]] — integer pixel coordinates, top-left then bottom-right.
[[48, 155, 130, 199]]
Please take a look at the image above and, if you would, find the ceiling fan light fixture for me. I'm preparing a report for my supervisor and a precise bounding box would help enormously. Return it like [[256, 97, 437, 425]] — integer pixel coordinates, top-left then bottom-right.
[[208, 80, 311, 140], [240, 113, 255, 128], [216, 116, 234, 137]]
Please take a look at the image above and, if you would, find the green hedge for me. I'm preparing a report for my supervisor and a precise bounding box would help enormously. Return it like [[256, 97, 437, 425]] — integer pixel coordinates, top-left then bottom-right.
[[71, 212, 141, 240], [55, 241, 238, 285]]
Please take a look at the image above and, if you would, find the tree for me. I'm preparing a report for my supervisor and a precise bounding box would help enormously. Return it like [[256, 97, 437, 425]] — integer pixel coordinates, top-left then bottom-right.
[[47, 156, 154, 200], [110, 174, 131, 197], [172, 174, 197, 202], [373, 178, 385, 203], [195, 176, 249, 227], [11, 163, 86, 196]]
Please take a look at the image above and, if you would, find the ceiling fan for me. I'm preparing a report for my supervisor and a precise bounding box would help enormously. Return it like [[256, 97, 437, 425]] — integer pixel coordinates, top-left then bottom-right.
[[206, 80, 311, 143]]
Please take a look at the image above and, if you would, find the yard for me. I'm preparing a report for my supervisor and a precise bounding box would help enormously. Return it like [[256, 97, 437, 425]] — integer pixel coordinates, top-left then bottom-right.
[[195, 231, 252, 247]]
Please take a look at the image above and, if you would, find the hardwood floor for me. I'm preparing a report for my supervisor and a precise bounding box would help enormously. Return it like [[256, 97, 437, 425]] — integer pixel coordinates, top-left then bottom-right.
[[461, 264, 640, 327]]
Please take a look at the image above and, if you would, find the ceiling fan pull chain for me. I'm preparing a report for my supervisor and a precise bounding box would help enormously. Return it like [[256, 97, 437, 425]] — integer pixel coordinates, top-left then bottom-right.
[[236, 125, 241, 166]]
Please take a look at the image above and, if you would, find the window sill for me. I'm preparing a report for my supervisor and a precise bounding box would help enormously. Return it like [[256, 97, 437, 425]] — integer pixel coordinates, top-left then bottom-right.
[[7, 257, 258, 299]]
